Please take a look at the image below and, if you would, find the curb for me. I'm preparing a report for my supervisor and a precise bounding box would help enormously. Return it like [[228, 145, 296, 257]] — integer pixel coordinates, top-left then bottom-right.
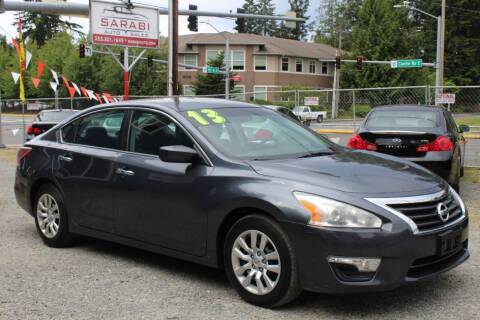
[[315, 129, 480, 139]]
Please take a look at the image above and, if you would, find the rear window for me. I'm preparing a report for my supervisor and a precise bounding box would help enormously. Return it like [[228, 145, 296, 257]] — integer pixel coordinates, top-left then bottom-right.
[[37, 110, 77, 122], [365, 110, 441, 129]]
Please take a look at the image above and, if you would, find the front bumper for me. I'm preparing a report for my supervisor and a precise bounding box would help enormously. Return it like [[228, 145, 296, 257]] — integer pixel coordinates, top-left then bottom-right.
[[285, 217, 469, 294]]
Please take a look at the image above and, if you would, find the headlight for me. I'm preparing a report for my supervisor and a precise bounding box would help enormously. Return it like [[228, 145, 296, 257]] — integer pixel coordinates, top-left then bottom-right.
[[293, 192, 382, 228], [449, 186, 466, 215]]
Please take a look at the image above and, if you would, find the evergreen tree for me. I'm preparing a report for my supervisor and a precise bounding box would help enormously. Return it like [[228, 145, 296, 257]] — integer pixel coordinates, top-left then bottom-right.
[[192, 52, 235, 96], [285, 0, 313, 40], [257, 0, 278, 36], [240, 0, 260, 34]]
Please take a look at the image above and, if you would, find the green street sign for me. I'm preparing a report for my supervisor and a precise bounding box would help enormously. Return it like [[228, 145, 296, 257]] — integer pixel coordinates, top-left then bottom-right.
[[390, 59, 423, 69], [202, 66, 220, 74]]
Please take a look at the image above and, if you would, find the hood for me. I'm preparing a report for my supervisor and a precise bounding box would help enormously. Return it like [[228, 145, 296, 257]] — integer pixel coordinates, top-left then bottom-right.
[[247, 150, 446, 195]]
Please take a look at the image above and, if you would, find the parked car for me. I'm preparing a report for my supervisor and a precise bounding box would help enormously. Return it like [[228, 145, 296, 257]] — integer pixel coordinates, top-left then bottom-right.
[[15, 98, 469, 308], [26, 109, 78, 141], [292, 106, 327, 124], [262, 105, 300, 122], [347, 105, 469, 191]]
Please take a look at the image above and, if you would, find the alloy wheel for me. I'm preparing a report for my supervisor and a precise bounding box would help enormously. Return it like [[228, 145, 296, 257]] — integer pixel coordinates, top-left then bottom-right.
[[36, 194, 60, 239]]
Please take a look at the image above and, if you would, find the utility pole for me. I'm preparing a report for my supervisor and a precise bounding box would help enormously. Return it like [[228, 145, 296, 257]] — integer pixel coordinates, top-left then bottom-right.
[[168, 0, 179, 96], [225, 39, 230, 100], [123, 47, 129, 100], [0, 87, 5, 148], [439, 0, 446, 92]]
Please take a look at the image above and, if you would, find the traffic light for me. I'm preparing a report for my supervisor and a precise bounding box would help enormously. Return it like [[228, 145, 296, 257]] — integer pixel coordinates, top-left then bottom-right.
[[120, 51, 124, 64], [356, 56, 364, 70], [79, 44, 85, 58], [188, 5, 198, 32], [335, 55, 341, 69], [235, 8, 245, 33], [147, 55, 153, 67]]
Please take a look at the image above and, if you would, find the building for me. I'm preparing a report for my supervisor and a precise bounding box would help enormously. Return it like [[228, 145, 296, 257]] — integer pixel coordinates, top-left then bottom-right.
[[178, 32, 338, 102]]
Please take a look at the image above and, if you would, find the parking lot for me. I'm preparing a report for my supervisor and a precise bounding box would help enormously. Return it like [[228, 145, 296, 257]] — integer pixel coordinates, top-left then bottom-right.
[[0, 150, 479, 319]]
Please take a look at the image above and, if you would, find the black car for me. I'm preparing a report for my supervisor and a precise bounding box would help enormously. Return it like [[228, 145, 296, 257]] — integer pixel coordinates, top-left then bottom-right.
[[15, 98, 469, 307], [26, 109, 78, 141], [347, 105, 470, 191]]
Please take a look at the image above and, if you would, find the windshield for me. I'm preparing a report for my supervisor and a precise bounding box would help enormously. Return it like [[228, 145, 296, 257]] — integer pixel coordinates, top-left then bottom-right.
[[37, 110, 77, 122], [183, 107, 334, 160], [365, 110, 441, 129]]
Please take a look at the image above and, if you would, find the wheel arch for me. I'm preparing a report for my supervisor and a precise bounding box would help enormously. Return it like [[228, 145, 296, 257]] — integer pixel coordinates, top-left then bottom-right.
[[29, 177, 62, 213]]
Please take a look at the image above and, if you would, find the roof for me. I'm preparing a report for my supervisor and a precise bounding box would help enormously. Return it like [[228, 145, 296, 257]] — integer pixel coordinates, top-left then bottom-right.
[[373, 104, 446, 112], [178, 32, 338, 60]]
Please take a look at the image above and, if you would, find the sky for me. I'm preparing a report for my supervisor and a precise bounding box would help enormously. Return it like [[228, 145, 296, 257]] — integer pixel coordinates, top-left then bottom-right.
[[0, 0, 320, 40]]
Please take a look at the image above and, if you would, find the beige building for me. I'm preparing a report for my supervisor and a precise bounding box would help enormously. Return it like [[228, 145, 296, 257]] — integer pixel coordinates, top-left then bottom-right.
[[178, 32, 338, 101]]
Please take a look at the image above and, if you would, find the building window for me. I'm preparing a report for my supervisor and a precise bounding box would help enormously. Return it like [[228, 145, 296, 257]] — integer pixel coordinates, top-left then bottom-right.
[[232, 85, 245, 101], [309, 60, 316, 74], [183, 85, 195, 96], [231, 51, 245, 71], [321, 62, 329, 75], [184, 55, 197, 69], [254, 86, 268, 101], [206, 50, 221, 64], [281, 57, 289, 71], [296, 58, 303, 72], [254, 55, 267, 71]]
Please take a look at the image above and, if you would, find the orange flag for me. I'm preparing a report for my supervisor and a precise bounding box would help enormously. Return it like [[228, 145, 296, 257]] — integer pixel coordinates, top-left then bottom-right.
[[36, 60, 46, 78], [31, 77, 40, 89]]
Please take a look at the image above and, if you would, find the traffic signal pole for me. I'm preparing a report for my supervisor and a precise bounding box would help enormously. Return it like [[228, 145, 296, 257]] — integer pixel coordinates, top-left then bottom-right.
[[123, 47, 129, 100]]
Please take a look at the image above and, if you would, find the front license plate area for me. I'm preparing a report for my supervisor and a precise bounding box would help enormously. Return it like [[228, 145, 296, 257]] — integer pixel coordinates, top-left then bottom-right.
[[437, 229, 462, 256]]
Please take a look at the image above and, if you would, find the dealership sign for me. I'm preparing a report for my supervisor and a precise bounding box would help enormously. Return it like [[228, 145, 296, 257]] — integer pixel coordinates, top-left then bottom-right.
[[304, 96, 319, 106], [90, 0, 159, 48]]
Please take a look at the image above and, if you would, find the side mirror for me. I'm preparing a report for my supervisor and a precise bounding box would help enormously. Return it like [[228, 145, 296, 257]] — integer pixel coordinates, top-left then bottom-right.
[[159, 145, 198, 163], [458, 124, 470, 133]]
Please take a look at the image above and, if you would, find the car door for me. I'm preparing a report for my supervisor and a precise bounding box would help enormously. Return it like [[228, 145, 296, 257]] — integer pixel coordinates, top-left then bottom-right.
[[53, 109, 128, 233], [113, 109, 212, 256]]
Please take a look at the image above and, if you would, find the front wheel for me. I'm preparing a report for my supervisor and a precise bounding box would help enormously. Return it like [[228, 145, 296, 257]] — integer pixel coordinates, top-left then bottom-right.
[[224, 215, 301, 308], [316, 115, 323, 123]]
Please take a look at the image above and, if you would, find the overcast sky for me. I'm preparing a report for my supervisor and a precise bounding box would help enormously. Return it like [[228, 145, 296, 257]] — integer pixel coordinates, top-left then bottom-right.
[[0, 0, 320, 40]]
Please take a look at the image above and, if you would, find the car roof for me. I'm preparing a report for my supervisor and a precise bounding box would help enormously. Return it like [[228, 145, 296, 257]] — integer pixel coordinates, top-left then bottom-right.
[[39, 109, 78, 113], [101, 97, 261, 111], [372, 104, 446, 112]]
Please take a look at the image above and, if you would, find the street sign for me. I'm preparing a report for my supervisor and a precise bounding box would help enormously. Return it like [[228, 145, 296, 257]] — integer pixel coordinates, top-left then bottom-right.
[[390, 59, 423, 69], [435, 93, 456, 104], [231, 75, 241, 82], [85, 46, 93, 57], [304, 96, 319, 106], [203, 66, 220, 74], [90, 0, 159, 48]]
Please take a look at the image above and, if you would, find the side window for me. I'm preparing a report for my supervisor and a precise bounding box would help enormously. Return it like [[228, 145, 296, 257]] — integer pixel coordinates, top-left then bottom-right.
[[128, 111, 194, 156], [444, 111, 457, 133], [75, 110, 126, 150], [61, 119, 79, 143]]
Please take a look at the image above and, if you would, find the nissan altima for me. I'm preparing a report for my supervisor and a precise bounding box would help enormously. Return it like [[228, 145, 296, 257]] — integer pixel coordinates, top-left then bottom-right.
[[14, 98, 469, 307]]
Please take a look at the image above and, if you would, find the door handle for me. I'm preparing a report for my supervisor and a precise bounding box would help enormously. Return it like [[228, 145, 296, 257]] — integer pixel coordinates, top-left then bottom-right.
[[58, 155, 73, 162], [116, 168, 135, 176]]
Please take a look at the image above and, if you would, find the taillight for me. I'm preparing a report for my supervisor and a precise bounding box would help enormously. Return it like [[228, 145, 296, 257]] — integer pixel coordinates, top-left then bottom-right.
[[347, 134, 378, 151], [416, 136, 453, 152], [17, 147, 32, 166], [26, 125, 42, 135]]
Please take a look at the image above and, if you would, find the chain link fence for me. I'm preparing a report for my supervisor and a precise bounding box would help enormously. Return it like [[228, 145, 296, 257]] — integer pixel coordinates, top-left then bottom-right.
[[1, 85, 479, 164]]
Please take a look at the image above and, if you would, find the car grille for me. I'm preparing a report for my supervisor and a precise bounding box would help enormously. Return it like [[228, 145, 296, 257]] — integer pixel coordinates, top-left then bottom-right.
[[387, 191, 463, 232]]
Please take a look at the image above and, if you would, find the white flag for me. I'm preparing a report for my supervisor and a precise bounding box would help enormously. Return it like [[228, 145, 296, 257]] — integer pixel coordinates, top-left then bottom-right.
[[50, 69, 59, 84], [49, 81, 58, 92], [11, 72, 20, 84], [87, 89, 97, 101], [71, 82, 81, 96], [25, 50, 33, 69]]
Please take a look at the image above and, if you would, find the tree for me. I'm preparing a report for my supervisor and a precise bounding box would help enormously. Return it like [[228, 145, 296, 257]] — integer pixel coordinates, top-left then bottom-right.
[[192, 52, 235, 97], [240, 0, 260, 34], [276, 0, 312, 40], [256, 0, 278, 36], [14, 8, 82, 48]]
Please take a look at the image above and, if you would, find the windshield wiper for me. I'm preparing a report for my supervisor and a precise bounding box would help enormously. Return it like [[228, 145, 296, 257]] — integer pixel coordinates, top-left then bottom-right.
[[297, 151, 334, 158]]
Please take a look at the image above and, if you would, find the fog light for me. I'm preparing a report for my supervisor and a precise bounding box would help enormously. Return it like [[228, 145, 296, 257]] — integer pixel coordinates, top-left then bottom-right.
[[327, 256, 381, 272]]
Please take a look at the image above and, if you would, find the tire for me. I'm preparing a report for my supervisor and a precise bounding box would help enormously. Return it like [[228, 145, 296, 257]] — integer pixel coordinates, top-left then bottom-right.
[[460, 166, 465, 177], [316, 115, 323, 123], [224, 214, 301, 308], [34, 184, 76, 248], [305, 120, 311, 126]]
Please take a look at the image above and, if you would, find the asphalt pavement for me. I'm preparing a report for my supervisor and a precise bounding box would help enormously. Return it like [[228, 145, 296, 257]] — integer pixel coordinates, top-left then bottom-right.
[[0, 157, 479, 319]]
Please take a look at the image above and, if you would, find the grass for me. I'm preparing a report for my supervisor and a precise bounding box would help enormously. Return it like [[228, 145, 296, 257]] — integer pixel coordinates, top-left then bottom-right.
[[0, 148, 18, 165], [456, 115, 480, 127]]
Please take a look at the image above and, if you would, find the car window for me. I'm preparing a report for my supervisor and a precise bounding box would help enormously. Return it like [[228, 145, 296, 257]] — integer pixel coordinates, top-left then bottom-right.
[[128, 111, 194, 156], [183, 107, 333, 160], [38, 110, 77, 122], [75, 110, 126, 150], [61, 119, 79, 143], [366, 110, 441, 129], [444, 111, 458, 133]]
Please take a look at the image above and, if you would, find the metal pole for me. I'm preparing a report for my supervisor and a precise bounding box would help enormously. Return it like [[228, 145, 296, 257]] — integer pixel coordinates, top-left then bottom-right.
[[435, 16, 441, 99], [168, 0, 178, 96], [22, 101, 25, 143], [0, 87, 5, 148], [225, 39, 230, 100], [55, 89, 59, 109], [439, 0, 446, 92], [123, 47, 129, 100], [331, 66, 337, 119], [352, 90, 356, 130]]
